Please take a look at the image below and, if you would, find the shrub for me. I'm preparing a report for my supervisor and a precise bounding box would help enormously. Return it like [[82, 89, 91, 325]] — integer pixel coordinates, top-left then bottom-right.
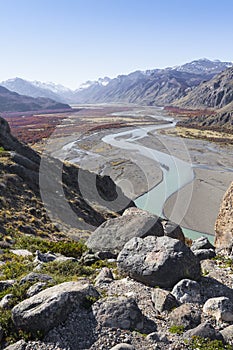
[[169, 325, 185, 335], [186, 336, 232, 350]]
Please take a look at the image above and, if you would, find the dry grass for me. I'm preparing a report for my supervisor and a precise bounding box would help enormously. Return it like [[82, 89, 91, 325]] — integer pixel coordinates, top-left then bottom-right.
[[159, 126, 233, 143]]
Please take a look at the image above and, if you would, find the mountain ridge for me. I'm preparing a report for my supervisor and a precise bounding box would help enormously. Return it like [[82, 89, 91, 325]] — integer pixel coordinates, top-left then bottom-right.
[[0, 85, 71, 113], [1, 59, 232, 105]]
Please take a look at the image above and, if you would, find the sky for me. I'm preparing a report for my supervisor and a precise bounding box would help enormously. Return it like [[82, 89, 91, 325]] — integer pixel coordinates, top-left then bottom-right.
[[0, 0, 232, 89]]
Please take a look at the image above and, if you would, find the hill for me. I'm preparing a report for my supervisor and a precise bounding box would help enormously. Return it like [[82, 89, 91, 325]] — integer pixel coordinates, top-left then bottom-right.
[[0, 86, 71, 112], [174, 67, 233, 133], [0, 116, 133, 238]]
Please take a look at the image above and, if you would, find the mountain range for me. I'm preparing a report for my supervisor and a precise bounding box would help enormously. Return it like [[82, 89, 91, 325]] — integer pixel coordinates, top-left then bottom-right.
[[0, 58, 232, 131], [1, 59, 232, 106]]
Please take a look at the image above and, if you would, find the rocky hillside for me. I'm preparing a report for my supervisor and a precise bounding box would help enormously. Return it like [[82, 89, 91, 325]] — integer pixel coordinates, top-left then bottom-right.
[[0, 86, 71, 113], [73, 69, 212, 106], [0, 116, 133, 239], [174, 67, 233, 132], [215, 181, 233, 253], [173, 66, 233, 110], [0, 118, 233, 349]]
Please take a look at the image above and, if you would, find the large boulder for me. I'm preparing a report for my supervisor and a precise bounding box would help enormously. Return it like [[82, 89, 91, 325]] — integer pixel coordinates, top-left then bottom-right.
[[183, 321, 223, 341], [171, 279, 201, 304], [92, 296, 144, 331], [86, 209, 164, 254], [117, 236, 201, 288], [12, 281, 99, 333], [203, 297, 233, 322], [215, 181, 233, 254], [169, 304, 201, 330]]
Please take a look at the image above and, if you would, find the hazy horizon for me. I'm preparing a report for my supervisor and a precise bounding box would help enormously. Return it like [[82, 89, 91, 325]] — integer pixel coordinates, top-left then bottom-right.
[[1, 0, 233, 89]]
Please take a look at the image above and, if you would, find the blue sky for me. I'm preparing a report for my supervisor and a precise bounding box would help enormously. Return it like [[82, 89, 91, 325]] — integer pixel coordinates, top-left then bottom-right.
[[0, 0, 232, 88]]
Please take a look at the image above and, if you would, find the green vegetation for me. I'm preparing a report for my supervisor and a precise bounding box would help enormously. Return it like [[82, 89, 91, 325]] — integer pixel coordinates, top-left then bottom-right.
[[169, 325, 185, 335], [0, 146, 5, 152], [213, 255, 233, 270], [13, 234, 87, 259], [186, 336, 233, 350]]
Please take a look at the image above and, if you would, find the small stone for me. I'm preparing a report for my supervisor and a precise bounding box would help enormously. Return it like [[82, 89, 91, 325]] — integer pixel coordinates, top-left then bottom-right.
[[10, 249, 33, 257], [0, 279, 16, 292], [193, 248, 216, 261], [152, 288, 179, 312], [0, 294, 14, 309], [26, 282, 47, 297], [146, 331, 168, 343], [0, 326, 3, 342], [203, 297, 233, 322], [191, 236, 215, 251], [109, 344, 135, 350], [171, 279, 201, 303], [161, 220, 185, 242], [95, 267, 114, 287]]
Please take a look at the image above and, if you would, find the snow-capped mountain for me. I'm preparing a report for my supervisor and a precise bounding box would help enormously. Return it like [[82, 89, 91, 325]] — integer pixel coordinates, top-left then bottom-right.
[[172, 58, 232, 75], [0, 78, 75, 103], [75, 77, 111, 92], [32, 81, 73, 94], [0, 78, 64, 102]]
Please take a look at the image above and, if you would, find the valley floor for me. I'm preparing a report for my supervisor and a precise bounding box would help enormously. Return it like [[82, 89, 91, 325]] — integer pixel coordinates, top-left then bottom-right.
[[17, 104, 233, 236]]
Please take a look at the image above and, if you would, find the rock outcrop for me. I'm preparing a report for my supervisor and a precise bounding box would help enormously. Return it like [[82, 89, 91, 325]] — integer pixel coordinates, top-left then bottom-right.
[[215, 181, 233, 254]]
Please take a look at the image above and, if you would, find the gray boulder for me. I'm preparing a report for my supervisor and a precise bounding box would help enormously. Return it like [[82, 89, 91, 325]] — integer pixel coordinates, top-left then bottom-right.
[[86, 211, 164, 254], [191, 237, 216, 261], [94, 267, 114, 287], [193, 248, 216, 261], [10, 249, 33, 257], [203, 297, 233, 322], [171, 279, 201, 304], [19, 272, 53, 285], [169, 304, 201, 330], [152, 288, 179, 312], [183, 321, 223, 341], [220, 325, 233, 344], [92, 296, 144, 331], [161, 220, 185, 242], [12, 281, 99, 333], [3, 340, 27, 350], [191, 236, 215, 251], [34, 250, 76, 264], [117, 236, 201, 288]]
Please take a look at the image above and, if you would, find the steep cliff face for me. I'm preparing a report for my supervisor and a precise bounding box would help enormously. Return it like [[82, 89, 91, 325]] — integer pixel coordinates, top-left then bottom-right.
[[173, 66, 233, 110], [0, 117, 134, 239], [215, 182, 233, 254]]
